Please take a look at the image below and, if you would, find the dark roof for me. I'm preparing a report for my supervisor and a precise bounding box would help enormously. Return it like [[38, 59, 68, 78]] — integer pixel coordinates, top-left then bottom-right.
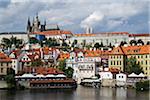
[[0, 32, 27, 35]]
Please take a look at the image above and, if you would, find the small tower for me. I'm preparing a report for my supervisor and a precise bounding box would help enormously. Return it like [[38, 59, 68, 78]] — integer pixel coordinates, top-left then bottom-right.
[[27, 17, 31, 33], [86, 26, 93, 34], [44, 19, 46, 31], [32, 13, 40, 32], [56, 24, 60, 30]]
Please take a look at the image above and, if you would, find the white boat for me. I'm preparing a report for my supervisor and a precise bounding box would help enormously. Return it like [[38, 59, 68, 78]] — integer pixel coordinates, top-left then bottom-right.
[[80, 76, 101, 88]]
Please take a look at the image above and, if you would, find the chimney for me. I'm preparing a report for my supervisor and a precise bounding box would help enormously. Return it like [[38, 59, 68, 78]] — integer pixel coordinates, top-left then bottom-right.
[[86, 26, 90, 34], [90, 27, 93, 33]]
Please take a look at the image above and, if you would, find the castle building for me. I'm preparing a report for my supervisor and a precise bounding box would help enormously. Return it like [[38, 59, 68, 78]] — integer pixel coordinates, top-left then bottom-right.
[[27, 14, 72, 40]]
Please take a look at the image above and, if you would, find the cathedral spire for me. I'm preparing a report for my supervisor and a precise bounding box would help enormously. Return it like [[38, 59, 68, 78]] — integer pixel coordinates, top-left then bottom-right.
[[36, 12, 39, 21], [32, 17, 34, 25], [27, 17, 30, 26], [56, 24, 60, 30], [44, 19, 46, 26], [27, 17, 31, 33]]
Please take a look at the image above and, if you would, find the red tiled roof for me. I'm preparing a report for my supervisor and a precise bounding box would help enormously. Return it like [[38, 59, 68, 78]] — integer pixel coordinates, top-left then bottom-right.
[[122, 45, 150, 55], [0, 52, 11, 62], [129, 33, 150, 37], [109, 47, 125, 55], [110, 45, 150, 55], [32, 30, 72, 36], [84, 50, 111, 57], [74, 34, 96, 37], [11, 49, 22, 58]]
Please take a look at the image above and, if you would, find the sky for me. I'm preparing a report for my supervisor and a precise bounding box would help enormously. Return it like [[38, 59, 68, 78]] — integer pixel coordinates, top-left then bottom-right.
[[0, 0, 149, 34]]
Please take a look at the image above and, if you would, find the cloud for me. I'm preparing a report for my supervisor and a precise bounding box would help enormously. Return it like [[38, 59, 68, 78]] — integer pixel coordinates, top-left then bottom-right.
[[0, 0, 149, 33], [80, 11, 104, 28]]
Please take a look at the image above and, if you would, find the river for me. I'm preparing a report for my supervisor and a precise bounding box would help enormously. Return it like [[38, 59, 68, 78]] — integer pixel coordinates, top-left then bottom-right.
[[0, 86, 149, 100]]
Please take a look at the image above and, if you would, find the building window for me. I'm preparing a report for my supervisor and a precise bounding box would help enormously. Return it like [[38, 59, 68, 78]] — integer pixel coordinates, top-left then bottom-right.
[[145, 67, 147, 70], [114, 61, 115, 65], [111, 61, 113, 65], [141, 61, 143, 65], [1, 63, 3, 66], [7, 63, 9, 66], [141, 55, 143, 58], [145, 55, 147, 58], [145, 60, 147, 65], [1, 68, 3, 73], [117, 61, 119, 65]]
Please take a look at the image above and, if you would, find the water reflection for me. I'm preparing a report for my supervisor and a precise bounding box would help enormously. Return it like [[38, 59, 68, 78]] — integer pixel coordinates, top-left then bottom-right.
[[0, 86, 149, 100]]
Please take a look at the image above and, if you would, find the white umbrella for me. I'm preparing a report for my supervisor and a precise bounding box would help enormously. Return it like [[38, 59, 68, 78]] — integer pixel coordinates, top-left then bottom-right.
[[128, 73, 138, 77]]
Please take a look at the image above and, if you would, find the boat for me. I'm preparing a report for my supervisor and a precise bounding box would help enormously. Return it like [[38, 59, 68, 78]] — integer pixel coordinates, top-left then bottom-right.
[[80, 76, 101, 88]]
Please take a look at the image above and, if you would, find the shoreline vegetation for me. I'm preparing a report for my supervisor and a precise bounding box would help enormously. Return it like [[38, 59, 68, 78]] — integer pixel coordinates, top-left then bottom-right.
[[135, 80, 149, 91]]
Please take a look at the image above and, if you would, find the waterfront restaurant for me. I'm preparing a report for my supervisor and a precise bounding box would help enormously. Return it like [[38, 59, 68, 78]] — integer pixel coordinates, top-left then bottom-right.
[[15, 67, 77, 89]]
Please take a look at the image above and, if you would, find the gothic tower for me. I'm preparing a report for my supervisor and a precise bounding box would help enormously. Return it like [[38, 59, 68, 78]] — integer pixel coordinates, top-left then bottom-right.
[[34, 13, 40, 32]]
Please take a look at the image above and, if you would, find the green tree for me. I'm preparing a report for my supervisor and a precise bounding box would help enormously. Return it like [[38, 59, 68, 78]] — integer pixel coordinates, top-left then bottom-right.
[[65, 67, 74, 78], [62, 40, 69, 47], [99, 42, 104, 47], [147, 41, 150, 45], [120, 41, 127, 46], [58, 60, 74, 78], [137, 39, 144, 45], [1, 38, 11, 48], [31, 59, 43, 67], [94, 42, 100, 49], [125, 57, 143, 74], [1, 36, 23, 48], [45, 38, 60, 47], [4, 68, 16, 89], [58, 59, 66, 72], [130, 40, 137, 46], [71, 39, 78, 47], [136, 80, 149, 91], [82, 40, 86, 47], [29, 37, 39, 44]]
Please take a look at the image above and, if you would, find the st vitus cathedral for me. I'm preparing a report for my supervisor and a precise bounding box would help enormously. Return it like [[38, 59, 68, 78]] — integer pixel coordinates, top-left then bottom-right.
[[26, 14, 46, 34]]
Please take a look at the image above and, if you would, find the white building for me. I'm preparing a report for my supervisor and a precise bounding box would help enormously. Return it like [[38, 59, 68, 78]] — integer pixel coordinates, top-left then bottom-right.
[[129, 33, 150, 44], [66, 51, 100, 84], [116, 73, 127, 86], [99, 71, 113, 80], [69, 32, 129, 46], [0, 32, 28, 43], [9, 50, 25, 74]]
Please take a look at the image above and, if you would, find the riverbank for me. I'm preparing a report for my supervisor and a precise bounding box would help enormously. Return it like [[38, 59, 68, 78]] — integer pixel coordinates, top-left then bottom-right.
[[0, 86, 149, 100], [0, 81, 8, 89]]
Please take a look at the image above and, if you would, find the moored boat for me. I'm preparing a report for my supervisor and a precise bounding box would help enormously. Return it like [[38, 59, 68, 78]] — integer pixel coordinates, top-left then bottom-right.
[[80, 77, 101, 88]]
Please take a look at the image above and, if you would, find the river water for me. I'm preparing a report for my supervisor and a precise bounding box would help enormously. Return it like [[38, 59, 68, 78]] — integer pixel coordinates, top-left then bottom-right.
[[0, 86, 149, 100]]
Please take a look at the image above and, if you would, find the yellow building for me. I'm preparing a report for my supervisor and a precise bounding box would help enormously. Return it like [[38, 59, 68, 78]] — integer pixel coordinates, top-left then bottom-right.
[[109, 45, 150, 77], [109, 46, 126, 71], [0, 52, 12, 77], [123, 45, 150, 76]]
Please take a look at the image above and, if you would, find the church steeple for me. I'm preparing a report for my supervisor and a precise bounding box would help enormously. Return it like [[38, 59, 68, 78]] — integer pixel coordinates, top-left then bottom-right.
[[56, 24, 60, 30], [36, 12, 38, 20], [44, 19, 46, 26], [27, 17, 31, 33]]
